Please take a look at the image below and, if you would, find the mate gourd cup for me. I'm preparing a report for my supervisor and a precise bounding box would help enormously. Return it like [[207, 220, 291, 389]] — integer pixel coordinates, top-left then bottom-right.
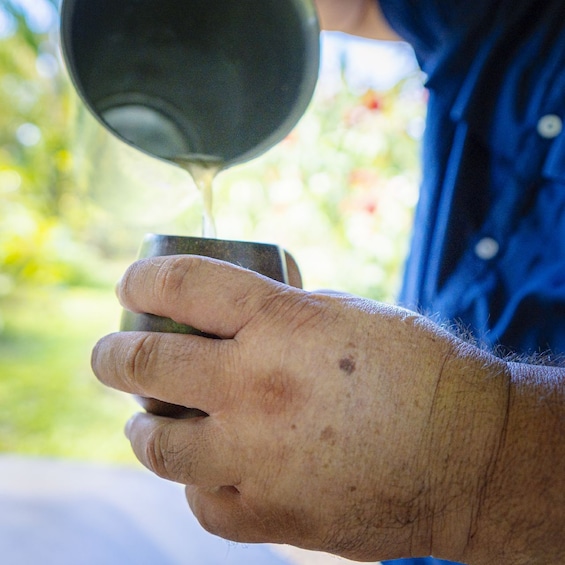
[[120, 234, 300, 417]]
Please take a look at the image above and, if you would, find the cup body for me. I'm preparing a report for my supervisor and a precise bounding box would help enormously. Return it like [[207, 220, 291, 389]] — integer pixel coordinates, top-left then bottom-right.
[[60, 0, 319, 168], [120, 233, 292, 334]]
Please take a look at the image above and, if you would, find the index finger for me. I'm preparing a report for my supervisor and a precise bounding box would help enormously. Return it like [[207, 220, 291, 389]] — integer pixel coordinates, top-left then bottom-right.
[[118, 255, 302, 338]]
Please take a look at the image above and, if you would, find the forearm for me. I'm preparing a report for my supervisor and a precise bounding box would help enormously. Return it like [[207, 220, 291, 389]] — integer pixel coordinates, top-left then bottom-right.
[[314, 0, 401, 41]]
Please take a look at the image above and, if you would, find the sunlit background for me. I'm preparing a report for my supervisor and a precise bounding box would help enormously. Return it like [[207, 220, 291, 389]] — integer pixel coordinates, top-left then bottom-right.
[[0, 0, 425, 463]]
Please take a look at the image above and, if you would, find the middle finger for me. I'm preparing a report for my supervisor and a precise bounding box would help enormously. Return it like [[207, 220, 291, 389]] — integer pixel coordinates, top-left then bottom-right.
[[92, 331, 240, 414]]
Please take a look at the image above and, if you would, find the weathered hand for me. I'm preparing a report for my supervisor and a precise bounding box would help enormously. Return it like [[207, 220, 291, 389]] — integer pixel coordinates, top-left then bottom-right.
[[92, 255, 520, 562]]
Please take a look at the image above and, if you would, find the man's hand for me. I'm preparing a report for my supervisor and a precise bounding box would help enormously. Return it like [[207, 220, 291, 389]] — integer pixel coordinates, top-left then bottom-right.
[[314, 0, 401, 41], [91, 256, 564, 564]]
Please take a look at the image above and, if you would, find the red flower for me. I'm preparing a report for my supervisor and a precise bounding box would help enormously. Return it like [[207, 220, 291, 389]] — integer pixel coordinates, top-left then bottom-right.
[[362, 90, 382, 111]]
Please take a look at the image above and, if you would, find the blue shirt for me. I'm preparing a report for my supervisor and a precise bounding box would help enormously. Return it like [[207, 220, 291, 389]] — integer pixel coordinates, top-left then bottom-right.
[[379, 0, 565, 356]]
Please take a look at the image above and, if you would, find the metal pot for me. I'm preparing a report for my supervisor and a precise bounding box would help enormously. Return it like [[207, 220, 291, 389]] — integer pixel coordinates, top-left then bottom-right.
[[60, 0, 319, 168]]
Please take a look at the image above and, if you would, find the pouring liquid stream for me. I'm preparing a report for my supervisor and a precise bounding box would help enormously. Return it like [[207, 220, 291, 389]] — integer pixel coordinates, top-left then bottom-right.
[[172, 154, 224, 238], [131, 154, 224, 420]]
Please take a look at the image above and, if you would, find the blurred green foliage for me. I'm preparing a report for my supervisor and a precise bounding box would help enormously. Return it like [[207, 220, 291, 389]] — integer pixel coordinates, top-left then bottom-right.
[[0, 285, 137, 462], [0, 0, 93, 290], [0, 1, 425, 461]]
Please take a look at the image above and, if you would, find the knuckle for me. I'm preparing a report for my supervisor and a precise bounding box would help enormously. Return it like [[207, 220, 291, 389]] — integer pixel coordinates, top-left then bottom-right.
[[123, 333, 160, 393], [153, 256, 197, 305], [144, 424, 193, 483], [258, 289, 326, 332], [144, 425, 170, 478]]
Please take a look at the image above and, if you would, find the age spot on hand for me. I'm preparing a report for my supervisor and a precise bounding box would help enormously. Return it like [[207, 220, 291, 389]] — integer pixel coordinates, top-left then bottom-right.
[[320, 426, 336, 446], [339, 355, 356, 376]]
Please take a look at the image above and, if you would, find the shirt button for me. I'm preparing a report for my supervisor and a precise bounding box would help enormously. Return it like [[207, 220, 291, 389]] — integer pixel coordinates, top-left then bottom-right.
[[475, 237, 500, 260], [537, 114, 563, 139]]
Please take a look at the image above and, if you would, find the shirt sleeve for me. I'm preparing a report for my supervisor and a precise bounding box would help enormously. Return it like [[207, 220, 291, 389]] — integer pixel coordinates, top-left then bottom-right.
[[378, 0, 514, 71]]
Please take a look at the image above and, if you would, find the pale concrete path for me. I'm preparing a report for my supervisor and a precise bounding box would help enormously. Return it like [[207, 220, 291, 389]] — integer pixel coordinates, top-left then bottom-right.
[[0, 455, 380, 565]]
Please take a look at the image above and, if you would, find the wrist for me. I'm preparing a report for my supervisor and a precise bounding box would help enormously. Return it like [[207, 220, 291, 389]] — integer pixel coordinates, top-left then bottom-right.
[[462, 361, 565, 565], [411, 342, 512, 563]]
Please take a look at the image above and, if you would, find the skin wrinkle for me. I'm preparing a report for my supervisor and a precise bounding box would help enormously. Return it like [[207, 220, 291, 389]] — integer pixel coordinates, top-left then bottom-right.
[[144, 420, 178, 481], [141, 256, 248, 336], [121, 332, 204, 405], [258, 291, 328, 336], [468, 363, 512, 549], [232, 278, 273, 324], [322, 517, 365, 558], [323, 464, 428, 559], [419, 339, 451, 556], [154, 256, 202, 315], [474, 365, 565, 565], [421, 338, 473, 557], [124, 332, 161, 397], [165, 440, 197, 485], [167, 421, 223, 487], [204, 339, 239, 413], [418, 339, 515, 563]]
